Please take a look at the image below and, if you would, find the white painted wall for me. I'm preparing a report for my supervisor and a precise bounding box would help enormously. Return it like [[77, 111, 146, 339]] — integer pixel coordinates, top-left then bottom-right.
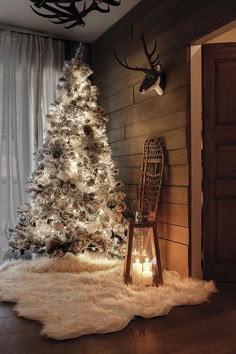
[[206, 27, 236, 43]]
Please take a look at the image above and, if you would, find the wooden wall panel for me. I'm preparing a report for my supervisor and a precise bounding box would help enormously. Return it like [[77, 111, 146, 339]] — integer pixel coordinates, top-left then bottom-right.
[[113, 149, 188, 167], [119, 168, 140, 185], [92, 0, 236, 276], [167, 148, 188, 165], [119, 166, 188, 187], [122, 184, 138, 201], [164, 165, 189, 186], [158, 223, 189, 245], [99, 73, 139, 102], [105, 86, 187, 130], [158, 203, 189, 227], [159, 239, 189, 277], [161, 186, 188, 204], [113, 154, 142, 168], [110, 128, 186, 156], [108, 127, 125, 143], [125, 111, 186, 139], [101, 87, 133, 114]]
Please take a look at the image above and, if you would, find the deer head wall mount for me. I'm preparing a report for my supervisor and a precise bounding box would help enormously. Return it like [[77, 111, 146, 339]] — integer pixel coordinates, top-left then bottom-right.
[[30, 0, 121, 28], [114, 33, 165, 95]]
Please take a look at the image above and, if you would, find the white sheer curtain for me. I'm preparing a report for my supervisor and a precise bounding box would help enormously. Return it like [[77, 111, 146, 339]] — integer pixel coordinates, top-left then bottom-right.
[[0, 31, 64, 249]]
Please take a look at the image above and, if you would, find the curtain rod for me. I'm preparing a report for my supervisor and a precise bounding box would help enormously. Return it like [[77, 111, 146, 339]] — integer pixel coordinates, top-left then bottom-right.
[[0, 23, 72, 41]]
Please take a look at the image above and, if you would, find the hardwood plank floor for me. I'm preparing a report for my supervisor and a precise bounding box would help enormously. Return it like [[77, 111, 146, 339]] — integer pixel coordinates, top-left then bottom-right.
[[0, 283, 235, 354]]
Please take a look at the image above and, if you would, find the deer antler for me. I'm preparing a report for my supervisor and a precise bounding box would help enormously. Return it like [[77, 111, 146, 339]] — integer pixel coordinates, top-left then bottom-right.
[[114, 29, 165, 95], [30, 0, 121, 28], [31, 0, 81, 7], [140, 33, 160, 71], [98, 0, 121, 6], [30, 2, 85, 28], [114, 33, 161, 73], [80, 0, 110, 18], [113, 51, 148, 73]]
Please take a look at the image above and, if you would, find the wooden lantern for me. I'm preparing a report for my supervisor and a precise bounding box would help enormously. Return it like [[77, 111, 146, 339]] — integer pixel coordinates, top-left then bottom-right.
[[124, 222, 163, 286], [123, 137, 164, 286]]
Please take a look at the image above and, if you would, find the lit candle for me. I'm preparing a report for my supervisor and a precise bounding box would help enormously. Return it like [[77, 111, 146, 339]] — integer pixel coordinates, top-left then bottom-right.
[[142, 271, 153, 286], [143, 258, 152, 272], [132, 259, 143, 285], [132, 259, 142, 275], [132, 248, 139, 256]]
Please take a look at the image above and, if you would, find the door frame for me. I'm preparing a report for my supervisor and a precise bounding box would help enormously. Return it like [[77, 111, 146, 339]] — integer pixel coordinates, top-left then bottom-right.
[[189, 45, 203, 279], [189, 21, 236, 279]]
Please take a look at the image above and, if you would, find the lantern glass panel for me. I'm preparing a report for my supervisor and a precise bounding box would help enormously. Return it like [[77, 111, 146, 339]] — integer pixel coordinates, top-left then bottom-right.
[[131, 228, 155, 286]]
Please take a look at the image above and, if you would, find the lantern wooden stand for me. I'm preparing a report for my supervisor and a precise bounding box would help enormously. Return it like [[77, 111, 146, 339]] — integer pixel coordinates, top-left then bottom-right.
[[124, 221, 163, 286], [123, 137, 164, 287]]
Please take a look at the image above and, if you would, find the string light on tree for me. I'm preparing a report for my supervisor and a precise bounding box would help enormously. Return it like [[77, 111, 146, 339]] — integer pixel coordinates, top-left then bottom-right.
[[9, 47, 127, 258]]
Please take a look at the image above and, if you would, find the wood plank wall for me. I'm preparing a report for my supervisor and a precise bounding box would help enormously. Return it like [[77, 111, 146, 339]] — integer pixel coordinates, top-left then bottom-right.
[[91, 0, 236, 276]]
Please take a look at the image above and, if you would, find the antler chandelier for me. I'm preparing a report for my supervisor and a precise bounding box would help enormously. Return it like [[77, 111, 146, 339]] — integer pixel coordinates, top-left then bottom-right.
[[30, 0, 121, 28]]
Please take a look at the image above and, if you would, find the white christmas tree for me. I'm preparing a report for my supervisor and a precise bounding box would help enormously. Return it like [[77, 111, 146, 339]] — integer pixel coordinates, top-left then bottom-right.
[[9, 51, 127, 258]]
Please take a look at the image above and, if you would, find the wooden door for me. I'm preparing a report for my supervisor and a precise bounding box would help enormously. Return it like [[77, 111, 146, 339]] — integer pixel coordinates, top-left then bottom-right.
[[202, 43, 236, 282]]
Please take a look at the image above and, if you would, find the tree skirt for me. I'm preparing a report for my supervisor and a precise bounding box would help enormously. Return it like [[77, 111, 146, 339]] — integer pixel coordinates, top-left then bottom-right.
[[0, 254, 217, 340]]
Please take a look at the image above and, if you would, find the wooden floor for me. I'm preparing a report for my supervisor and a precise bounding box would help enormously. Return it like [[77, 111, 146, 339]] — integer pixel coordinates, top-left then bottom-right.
[[0, 283, 235, 354]]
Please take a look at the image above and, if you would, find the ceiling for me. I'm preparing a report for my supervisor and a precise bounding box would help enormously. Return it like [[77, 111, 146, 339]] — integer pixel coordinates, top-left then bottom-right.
[[0, 0, 141, 42]]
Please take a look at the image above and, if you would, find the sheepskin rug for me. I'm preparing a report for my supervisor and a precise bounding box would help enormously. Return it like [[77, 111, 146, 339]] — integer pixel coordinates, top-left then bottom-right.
[[0, 254, 217, 340]]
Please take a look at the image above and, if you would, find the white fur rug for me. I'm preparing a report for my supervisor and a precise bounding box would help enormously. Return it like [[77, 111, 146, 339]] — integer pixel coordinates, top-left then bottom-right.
[[0, 254, 217, 340]]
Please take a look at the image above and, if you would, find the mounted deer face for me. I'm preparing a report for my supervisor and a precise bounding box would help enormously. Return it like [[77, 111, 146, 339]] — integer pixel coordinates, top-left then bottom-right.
[[114, 34, 165, 95]]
